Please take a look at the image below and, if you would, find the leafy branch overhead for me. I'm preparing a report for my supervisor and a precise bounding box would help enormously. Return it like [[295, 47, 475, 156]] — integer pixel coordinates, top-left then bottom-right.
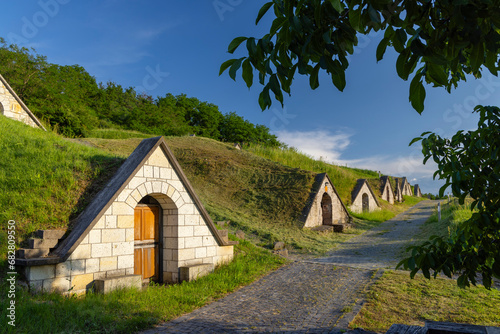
[[399, 106, 500, 289], [220, 0, 500, 112]]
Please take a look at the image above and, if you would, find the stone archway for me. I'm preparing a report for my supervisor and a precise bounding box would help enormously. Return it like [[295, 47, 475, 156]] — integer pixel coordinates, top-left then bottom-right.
[[0, 102, 4, 115], [126, 181, 181, 283], [321, 193, 333, 225], [362, 193, 369, 212]]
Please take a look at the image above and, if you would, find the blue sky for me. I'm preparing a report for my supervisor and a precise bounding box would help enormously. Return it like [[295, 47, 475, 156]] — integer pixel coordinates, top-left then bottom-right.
[[2, 1, 500, 195]]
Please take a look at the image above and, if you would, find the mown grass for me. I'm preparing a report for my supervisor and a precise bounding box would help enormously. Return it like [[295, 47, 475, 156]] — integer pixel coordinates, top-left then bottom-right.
[[0, 238, 287, 334], [0, 117, 124, 246], [351, 198, 496, 333], [350, 270, 500, 333]]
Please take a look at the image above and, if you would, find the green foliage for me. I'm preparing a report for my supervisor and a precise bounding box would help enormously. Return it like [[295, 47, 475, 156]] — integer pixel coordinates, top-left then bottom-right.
[[220, 1, 500, 112], [399, 106, 500, 288], [0, 39, 282, 147]]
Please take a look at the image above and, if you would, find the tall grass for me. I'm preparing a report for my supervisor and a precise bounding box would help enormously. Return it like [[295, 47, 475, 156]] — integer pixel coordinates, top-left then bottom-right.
[[87, 128, 155, 139], [410, 198, 475, 246], [246, 144, 378, 203], [0, 117, 124, 245]]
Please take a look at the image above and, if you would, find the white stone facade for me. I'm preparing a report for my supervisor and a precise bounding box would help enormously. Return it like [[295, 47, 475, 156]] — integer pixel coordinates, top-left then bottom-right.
[[302, 174, 350, 228], [350, 181, 381, 214], [0, 75, 44, 129], [22, 144, 233, 295]]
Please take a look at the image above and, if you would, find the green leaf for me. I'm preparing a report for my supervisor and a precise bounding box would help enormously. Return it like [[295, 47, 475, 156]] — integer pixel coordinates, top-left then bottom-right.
[[328, 0, 344, 14], [331, 60, 346, 91], [376, 38, 389, 62], [409, 137, 422, 146], [228, 57, 244, 81], [256, 2, 273, 25], [426, 63, 449, 86], [470, 42, 485, 72], [270, 17, 287, 36], [258, 85, 271, 110], [348, 7, 362, 32], [396, 51, 410, 80], [269, 74, 283, 104], [309, 64, 320, 90], [228, 37, 248, 54], [409, 74, 426, 113], [219, 59, 237, 76], [242, 59, 253, 88]]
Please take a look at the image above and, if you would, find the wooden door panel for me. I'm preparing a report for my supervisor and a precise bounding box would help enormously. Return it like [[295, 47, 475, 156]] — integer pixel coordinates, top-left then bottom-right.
[[134, 248, 142, 276], [143, 207, 158, 241], [142, 247, 157, 280], [134, 209, 142, 241], [134, 205, 160, 281]]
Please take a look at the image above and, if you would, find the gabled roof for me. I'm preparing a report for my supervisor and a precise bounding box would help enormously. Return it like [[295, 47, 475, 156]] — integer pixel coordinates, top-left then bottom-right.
[[380, 175, 395, 197], [18, 136, 230, 266], [300, 172, 350, 223], [352, 179, 381, 207], [0, 73, 46, 130]]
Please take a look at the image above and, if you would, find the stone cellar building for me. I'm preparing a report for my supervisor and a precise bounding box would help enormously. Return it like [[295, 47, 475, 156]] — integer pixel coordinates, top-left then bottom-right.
[[16, 136, 235, 294], [380, 176, 395, 204], [350, 179, 381, 213], [300, 173, 351, 230], [0, 74, 45, 130]]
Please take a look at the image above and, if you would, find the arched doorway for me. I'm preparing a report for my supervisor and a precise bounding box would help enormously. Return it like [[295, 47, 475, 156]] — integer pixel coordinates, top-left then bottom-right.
[[134, 195, 161, 283], [0, 102, 4, 115], [321, 193, 333, 225], [386, 186, 390, 202], [362, 193, 369, 212]]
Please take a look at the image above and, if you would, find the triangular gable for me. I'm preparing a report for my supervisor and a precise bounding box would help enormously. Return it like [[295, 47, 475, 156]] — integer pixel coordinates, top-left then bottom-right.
[[0, 73, 46, 130], [414, 184, 422, 197], [380, 175, 395, 202], [394, 179, 403, 202], [352, 179, 381, 207], [300, 173, 350, 225], [22, 136, 228, 266]]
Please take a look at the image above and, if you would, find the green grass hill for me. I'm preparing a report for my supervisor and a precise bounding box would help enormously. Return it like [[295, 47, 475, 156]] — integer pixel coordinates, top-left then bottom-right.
[[0, 116, 423, 255]]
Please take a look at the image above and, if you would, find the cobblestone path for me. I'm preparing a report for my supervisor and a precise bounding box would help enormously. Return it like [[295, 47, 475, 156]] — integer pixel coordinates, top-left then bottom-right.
[[312, 200, 437, 269], [140, 200, 437, 334]]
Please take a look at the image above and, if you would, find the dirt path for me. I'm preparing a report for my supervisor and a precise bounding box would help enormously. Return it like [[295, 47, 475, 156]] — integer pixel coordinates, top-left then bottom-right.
[[311, 200, 437, 269], [140, 200, 438, 334]]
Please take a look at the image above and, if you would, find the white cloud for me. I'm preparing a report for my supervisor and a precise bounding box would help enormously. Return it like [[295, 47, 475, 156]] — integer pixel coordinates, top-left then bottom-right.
[[276, 128, 444, 194], [276, 129, 353, 162]]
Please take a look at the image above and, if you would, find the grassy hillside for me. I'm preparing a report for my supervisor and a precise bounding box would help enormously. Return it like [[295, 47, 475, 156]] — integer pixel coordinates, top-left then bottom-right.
[[0, 117, 423, 255], [246, 144, 378, 204], [0, 116, 124, 245]]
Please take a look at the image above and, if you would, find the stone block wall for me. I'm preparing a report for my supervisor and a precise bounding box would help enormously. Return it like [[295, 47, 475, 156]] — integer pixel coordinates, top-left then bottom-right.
[[0, 82, 40, 128], [303, 177, 349, 228], [350, 182, 381, 214], [22, 145, 233, 294]]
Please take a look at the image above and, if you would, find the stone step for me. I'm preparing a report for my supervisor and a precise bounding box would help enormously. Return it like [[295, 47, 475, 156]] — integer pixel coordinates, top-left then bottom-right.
[[218, 230, 229, 243], [94, 275, 142, 294], [179, 264, 214, 282], [16, 248, 50, 259], [36, 229, 66, 240], [29, 238, 59, 249]]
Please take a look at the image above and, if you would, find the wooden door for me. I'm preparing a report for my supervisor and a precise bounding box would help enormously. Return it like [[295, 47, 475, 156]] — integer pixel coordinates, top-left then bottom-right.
[[362, 193, 369, 212], [321, 193, 333, 225], [134, 206, 159, 281]]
